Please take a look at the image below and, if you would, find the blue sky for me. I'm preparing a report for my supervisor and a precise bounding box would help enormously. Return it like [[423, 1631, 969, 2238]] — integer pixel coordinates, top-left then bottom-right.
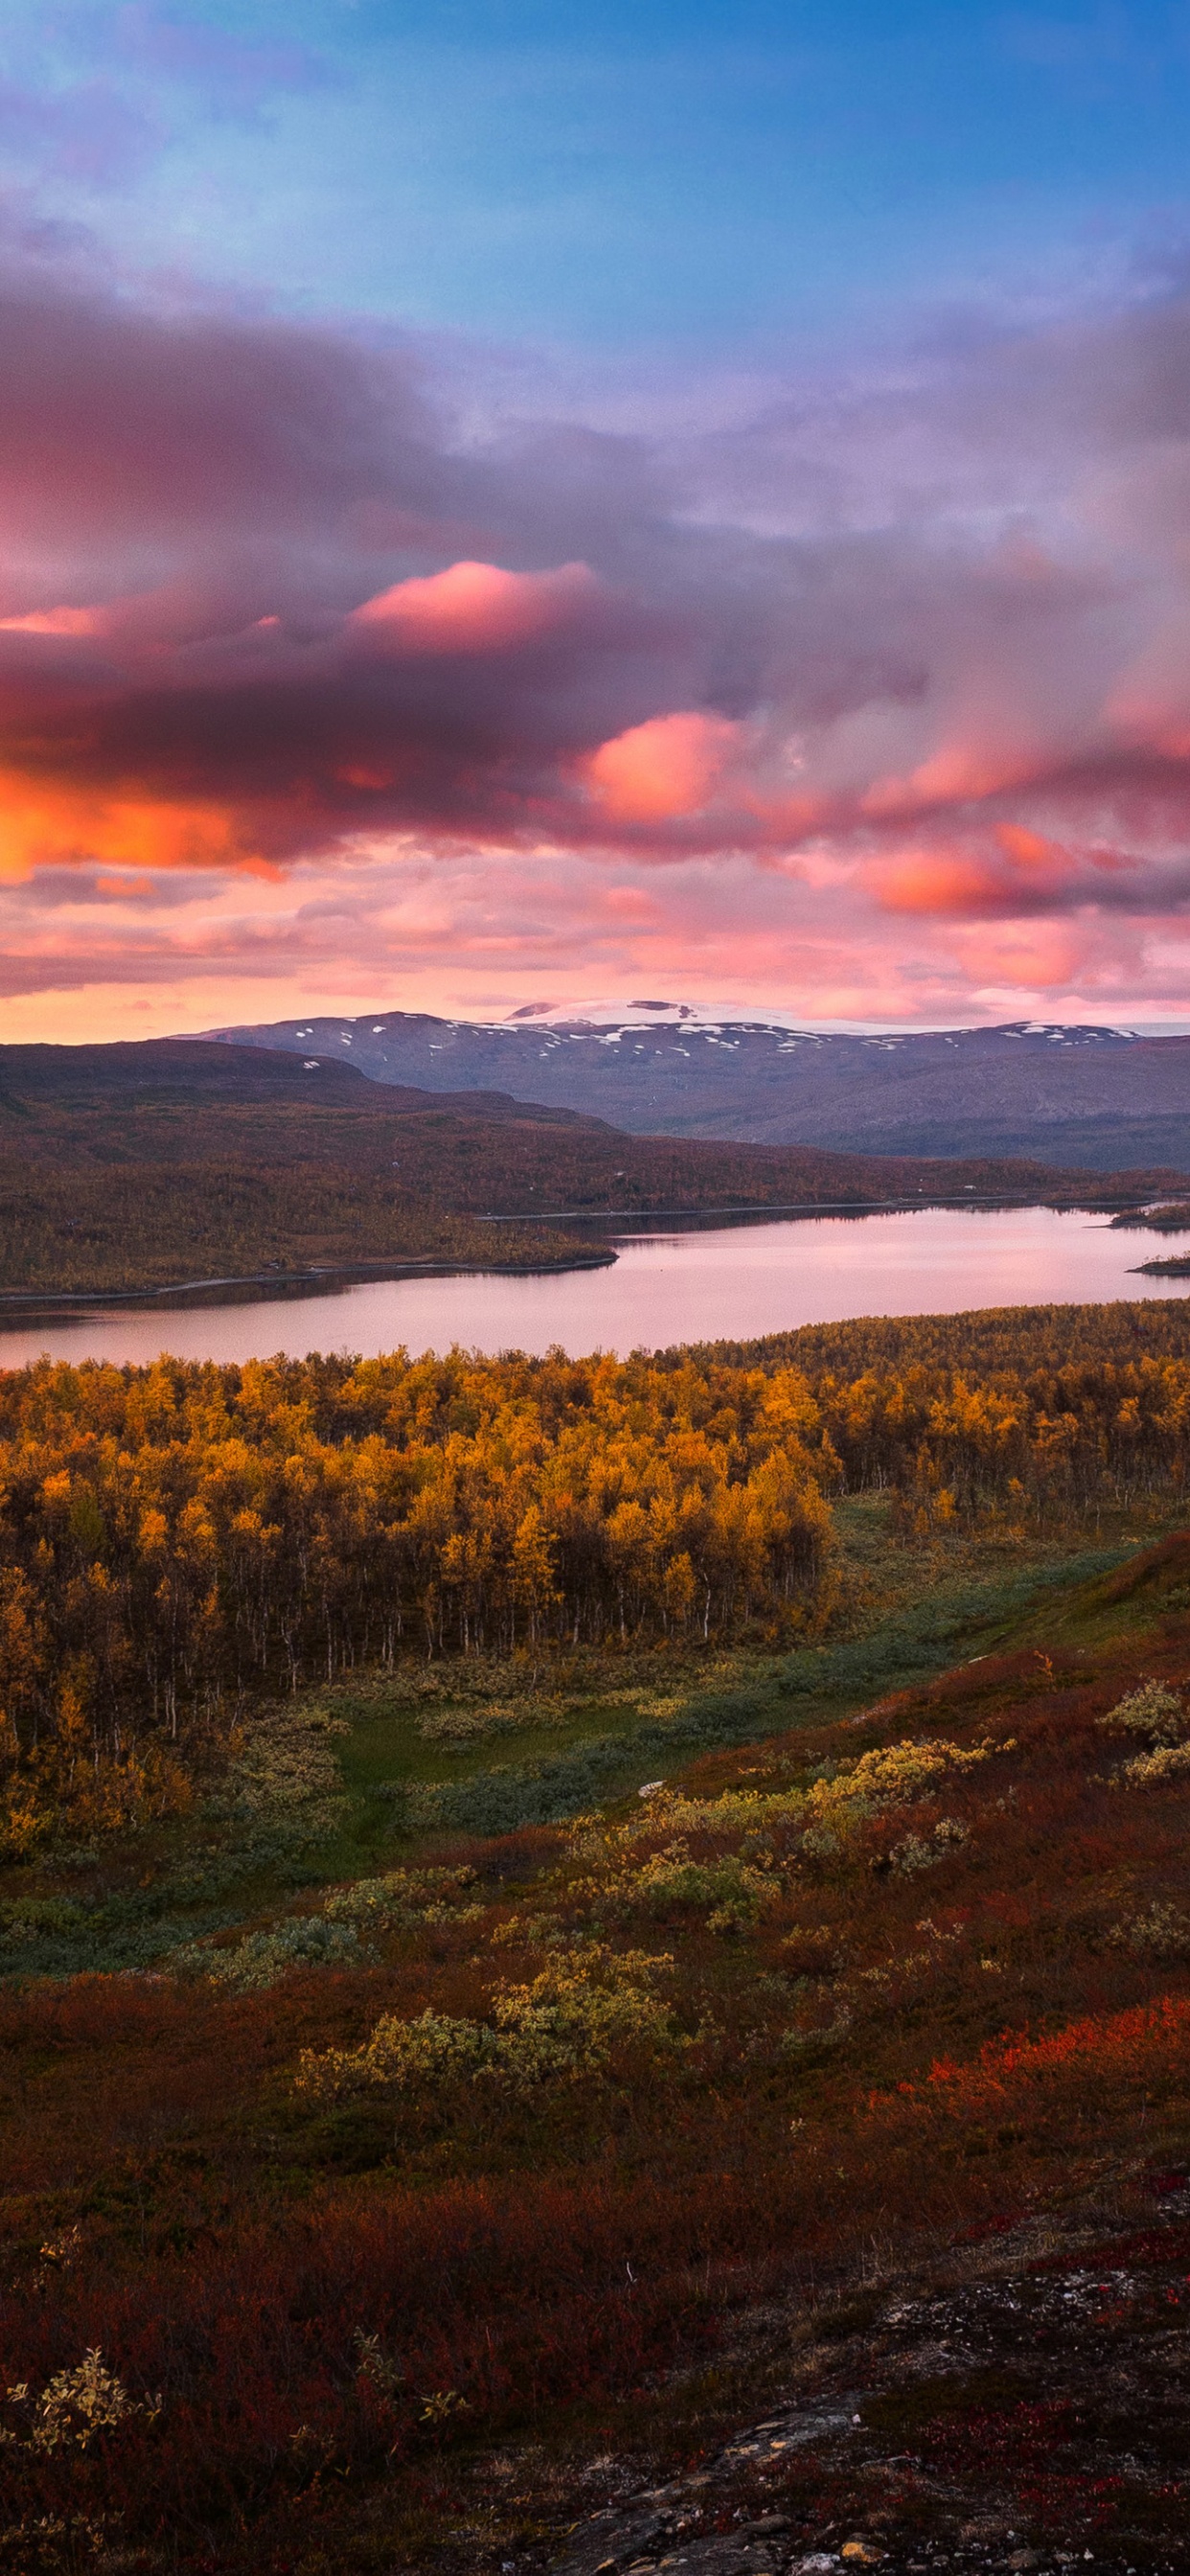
[[11, 3, 1190, 351]]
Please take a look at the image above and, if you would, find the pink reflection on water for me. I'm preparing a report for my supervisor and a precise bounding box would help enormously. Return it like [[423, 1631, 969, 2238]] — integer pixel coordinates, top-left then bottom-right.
[[0, 1206, 1182, 1370]]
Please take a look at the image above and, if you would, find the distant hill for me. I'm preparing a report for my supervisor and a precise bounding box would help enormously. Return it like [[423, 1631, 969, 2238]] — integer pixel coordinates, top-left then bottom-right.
[[0, 1033, 1178, 1215], [203, 1005, 1190, 1172], [0, 1037, 600, 1127], [0, 1040, 623, 1302]]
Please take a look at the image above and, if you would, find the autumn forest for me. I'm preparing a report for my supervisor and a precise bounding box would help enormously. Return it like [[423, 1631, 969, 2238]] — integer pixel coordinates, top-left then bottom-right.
[[8, 1301, 1190, 1852]]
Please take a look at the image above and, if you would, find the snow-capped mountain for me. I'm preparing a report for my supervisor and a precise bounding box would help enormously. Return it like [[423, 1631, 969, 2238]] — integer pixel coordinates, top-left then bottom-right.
[[202, 1006, 1190, 1172], [498, 998, 811, 1031]]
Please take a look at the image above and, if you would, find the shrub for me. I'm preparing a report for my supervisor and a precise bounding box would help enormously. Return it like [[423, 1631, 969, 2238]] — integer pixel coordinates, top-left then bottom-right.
[[295, 1946, 681, 2103], [0, 2349, 158, 2453], [1100, 1679, 1189, 1744], [1119, 1741, 1190, 1788], [208, 1703, 352, 1849], [797, 1738, 994, 1856], [322, 1866, 482, 1931], [1108, 1900, 1190, 1960], [889, 1817, 970, 1873], [170, 1916, 366, 1991], [607, 1841, 782, 1927]]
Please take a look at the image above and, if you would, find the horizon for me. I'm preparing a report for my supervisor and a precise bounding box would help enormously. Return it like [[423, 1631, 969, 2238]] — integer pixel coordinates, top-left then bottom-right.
[[36, 1000, 1190, 1045]]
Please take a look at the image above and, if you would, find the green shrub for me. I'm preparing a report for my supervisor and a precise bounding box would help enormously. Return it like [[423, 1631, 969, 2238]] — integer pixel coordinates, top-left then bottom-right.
[[170, 1916, 366, 1992], [295, 1948, 682, 2102]]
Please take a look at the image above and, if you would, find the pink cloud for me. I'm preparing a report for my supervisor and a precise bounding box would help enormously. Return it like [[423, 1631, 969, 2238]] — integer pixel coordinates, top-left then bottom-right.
[[2, 235, 1190, 1032], [0, 604, 107, 636], [350, 560, 601, 655], [861, 736, 1056, 819], [0, 836, 1185, 1040], [584, 712, 744, 822]]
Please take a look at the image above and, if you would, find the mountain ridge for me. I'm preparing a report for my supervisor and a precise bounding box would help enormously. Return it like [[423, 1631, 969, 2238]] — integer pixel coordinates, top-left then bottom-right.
[[202, 1008, 1190, 1172]]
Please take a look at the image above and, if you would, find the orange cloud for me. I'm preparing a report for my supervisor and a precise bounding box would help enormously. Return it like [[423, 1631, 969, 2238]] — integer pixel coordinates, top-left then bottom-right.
[[995, 821, 1064, 870], [349, 559, 599, 654], [0, 776, 271, 881], [873, 853, 1004, 914], [0, 604, 107, 637], [584, 712, 744, 823], [951, 921, 1087, 991], [875, 823, 1085, 916]]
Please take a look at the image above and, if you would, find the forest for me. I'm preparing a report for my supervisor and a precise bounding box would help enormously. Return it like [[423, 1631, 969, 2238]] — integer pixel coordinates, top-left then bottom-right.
[[6, 1297, 1190, 1850], [0, 1159, 593, 1300]]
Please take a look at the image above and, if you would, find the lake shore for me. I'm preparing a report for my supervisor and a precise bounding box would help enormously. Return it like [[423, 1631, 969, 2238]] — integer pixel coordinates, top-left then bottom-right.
[[0, 1241, 618, 1322]]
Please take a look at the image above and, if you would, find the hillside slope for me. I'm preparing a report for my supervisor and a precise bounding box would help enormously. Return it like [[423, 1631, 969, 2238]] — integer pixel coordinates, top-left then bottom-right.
[[7, 1496, 1190, 2571], [205, 1007, 1190, 1170]]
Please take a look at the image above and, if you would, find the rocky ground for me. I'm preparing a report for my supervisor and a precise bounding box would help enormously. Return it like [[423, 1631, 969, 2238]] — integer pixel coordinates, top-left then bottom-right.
[[548, 2182, 1190, 2576]]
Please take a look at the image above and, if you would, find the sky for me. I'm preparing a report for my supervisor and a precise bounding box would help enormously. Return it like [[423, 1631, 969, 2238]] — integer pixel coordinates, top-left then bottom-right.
[[8, 7, 1190, 1035]]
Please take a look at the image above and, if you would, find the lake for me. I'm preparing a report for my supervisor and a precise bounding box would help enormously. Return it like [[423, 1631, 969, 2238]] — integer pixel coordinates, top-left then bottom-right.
[[0, 1203, 1182, 1369]]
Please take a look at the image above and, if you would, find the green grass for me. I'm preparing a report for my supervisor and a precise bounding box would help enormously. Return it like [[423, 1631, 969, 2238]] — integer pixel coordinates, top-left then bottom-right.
[[323, 1512, 1143, 1842], [1, 1503, 1179, 1984]]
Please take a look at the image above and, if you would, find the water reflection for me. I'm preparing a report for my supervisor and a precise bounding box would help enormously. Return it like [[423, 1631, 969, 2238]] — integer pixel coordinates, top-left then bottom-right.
[[0, 1204, 1182, 1370]]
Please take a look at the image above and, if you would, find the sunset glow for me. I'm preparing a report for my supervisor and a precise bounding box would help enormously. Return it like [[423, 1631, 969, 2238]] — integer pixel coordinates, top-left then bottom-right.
[[584, 714, 744, 822], [2, 1, 1190, 1037], [351, 561, 601, 654]]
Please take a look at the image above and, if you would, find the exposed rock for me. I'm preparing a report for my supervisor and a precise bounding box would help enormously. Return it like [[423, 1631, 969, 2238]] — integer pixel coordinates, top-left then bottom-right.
[[548, 2182, 1190, 2576]]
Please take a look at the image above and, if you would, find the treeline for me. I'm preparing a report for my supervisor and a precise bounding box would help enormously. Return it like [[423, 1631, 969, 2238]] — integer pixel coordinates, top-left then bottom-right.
[[815, 1350, 1190, 1530], [700, 1296, 1190, 1380], [0, 1162, 587, 1298], [698, 1301, 1190, 1527], [0, 1350, 834, 1848], [7, 1311, 1190, 1847]]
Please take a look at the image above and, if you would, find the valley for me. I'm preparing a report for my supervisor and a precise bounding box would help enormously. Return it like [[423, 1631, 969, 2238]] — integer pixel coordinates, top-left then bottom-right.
[[3, 1304, 1190, 2568], [0, 1037, 1180, 1307]]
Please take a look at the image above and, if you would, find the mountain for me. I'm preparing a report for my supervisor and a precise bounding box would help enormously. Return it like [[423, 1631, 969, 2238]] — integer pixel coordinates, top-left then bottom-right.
[[203, 1004, 1190, 1171]]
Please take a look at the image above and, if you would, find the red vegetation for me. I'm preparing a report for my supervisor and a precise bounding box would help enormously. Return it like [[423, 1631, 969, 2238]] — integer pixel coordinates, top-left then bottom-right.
[[3, 1555, 1190, 2562]]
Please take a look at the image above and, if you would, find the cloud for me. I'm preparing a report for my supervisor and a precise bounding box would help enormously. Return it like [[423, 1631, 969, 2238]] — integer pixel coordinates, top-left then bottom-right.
[[349, 560, 603, 655], [110, 7, 330, 122], [584, 712, 744, 821], [0, 603, 105, 635], [0, 76, 160, 189], [6, 235, 1190, 1026]]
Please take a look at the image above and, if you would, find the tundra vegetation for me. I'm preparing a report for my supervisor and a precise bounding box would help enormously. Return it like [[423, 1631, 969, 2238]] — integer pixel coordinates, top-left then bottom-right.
[[3, 1301, 1190, 2567]]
